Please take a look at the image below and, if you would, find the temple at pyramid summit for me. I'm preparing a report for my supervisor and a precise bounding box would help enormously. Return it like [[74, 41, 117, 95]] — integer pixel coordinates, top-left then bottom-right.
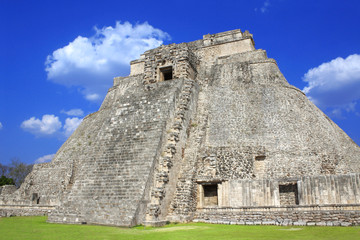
[[1, 29, 360, 226]]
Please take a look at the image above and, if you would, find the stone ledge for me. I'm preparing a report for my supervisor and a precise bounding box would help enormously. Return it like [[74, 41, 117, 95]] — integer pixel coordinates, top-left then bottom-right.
[[193, 219, 359, 227], [0, 204, 55, 209], [194, 205, 360, 226], [0, 205, 54, 217], [197, 204, 360, 212]]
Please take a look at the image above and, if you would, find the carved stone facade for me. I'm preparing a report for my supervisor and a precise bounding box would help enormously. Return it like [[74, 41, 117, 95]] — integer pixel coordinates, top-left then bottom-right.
[[1, 29, 360, 226]]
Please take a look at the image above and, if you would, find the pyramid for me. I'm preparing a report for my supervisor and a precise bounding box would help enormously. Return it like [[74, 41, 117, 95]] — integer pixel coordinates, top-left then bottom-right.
[[1, 30, 360, 226]]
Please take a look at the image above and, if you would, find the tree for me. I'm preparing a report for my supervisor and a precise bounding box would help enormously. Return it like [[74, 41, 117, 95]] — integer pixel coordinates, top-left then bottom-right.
[[0, 163, 9, 176], [0, 175, 15, 186], [0, 163, 14, 186], [8, 158, 33, 188]]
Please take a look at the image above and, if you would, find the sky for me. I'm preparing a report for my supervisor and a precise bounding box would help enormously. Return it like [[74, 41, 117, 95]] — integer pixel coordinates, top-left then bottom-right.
[[1, 0, 360, 165]]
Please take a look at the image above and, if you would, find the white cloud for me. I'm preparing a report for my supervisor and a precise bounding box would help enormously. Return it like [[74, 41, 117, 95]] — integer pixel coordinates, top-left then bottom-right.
[[64, 117, 83, 136], [255, 0, 270, 13], [45, 21, 169, 102], [61, 108, 84, 117], [35, 154, 55, 164], [21, 115, 62, 136], [85, 93, 100, 101], [0, 122, 2, 130], [302, 54, 360, 116], [21, 114, 83, 137]]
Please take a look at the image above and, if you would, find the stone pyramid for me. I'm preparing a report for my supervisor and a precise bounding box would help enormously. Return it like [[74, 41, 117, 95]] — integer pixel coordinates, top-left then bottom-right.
[[1, 29, 359, 226]]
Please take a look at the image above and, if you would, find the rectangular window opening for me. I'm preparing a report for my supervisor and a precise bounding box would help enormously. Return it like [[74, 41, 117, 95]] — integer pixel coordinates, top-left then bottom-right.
[[32, 193, 40, 204], [255, 155, 266, 161], [160, 66, 173, 81], [203, 184, 218, 206], [279, 183, 299, 206], [254, 155, 266, 177]]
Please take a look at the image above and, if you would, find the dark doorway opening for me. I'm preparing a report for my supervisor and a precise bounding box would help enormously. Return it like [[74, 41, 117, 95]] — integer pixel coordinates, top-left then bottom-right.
[[32, 193, 40, 204], [160, 66, 173, 81], [279, 183, 299, 205], [203, 184, 218, 206]]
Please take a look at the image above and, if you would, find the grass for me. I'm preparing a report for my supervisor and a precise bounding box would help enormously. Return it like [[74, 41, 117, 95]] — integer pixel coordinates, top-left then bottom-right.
[[0, 216, 359, 240]]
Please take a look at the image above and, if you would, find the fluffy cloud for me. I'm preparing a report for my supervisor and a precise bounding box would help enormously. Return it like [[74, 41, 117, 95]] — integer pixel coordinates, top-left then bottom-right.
[[61, 108, 84, 117], [302, 54, 360, 116], [21, 114, 83, 137], [0, 122, 2, 130], [45, 21, 169, 102], [21, 115, 62, 136], [35, 154, 55, 164], [64, 117, 83, 136]]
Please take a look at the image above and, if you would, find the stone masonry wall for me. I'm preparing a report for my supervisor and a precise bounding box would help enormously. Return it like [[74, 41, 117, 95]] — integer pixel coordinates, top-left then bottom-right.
[[298, 174, 360, 205], [142, 44, 198, 84], [144, 78, 199, 226], [213, 174, 360, 208], [222, 179, 279, 207], [196, 147, 266, 181], [0, 205, 54, 217], [0, 185, 17, 196], [167, 90, 210, 222], [200, 50, 360, 180], [167, 35, 360, 222], [0, 161, 72, 206], [47, 76, 187, 226], [194, 205, 360, 226]]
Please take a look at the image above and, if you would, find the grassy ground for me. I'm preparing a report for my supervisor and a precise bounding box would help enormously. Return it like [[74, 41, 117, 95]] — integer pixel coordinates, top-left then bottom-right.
[[0, 216, 359, 240]]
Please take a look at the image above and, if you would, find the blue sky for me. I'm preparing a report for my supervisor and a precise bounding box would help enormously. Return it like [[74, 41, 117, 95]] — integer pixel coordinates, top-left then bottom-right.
[[1, 0, 360, 165]]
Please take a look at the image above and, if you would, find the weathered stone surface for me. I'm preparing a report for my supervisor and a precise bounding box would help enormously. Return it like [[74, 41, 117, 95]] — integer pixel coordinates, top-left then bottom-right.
[[1, 29, 360, 226], [194, 205, 360, 226], [0, 185, 17, 196], [0, 205, 54, 217]]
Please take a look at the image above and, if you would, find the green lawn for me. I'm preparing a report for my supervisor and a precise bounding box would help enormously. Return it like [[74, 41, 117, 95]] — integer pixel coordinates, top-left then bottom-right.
[[0, 216, 359, 240]]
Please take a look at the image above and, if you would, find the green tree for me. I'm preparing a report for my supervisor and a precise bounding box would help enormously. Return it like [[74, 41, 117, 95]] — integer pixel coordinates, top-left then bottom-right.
[[0, 175, 15, 186], [8, 158, 33, 187]]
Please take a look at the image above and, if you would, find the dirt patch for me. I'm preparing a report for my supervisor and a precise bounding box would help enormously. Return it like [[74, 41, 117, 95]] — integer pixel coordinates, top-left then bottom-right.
[[151, 226, 209, 232], [278, 228, 303, 231]]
